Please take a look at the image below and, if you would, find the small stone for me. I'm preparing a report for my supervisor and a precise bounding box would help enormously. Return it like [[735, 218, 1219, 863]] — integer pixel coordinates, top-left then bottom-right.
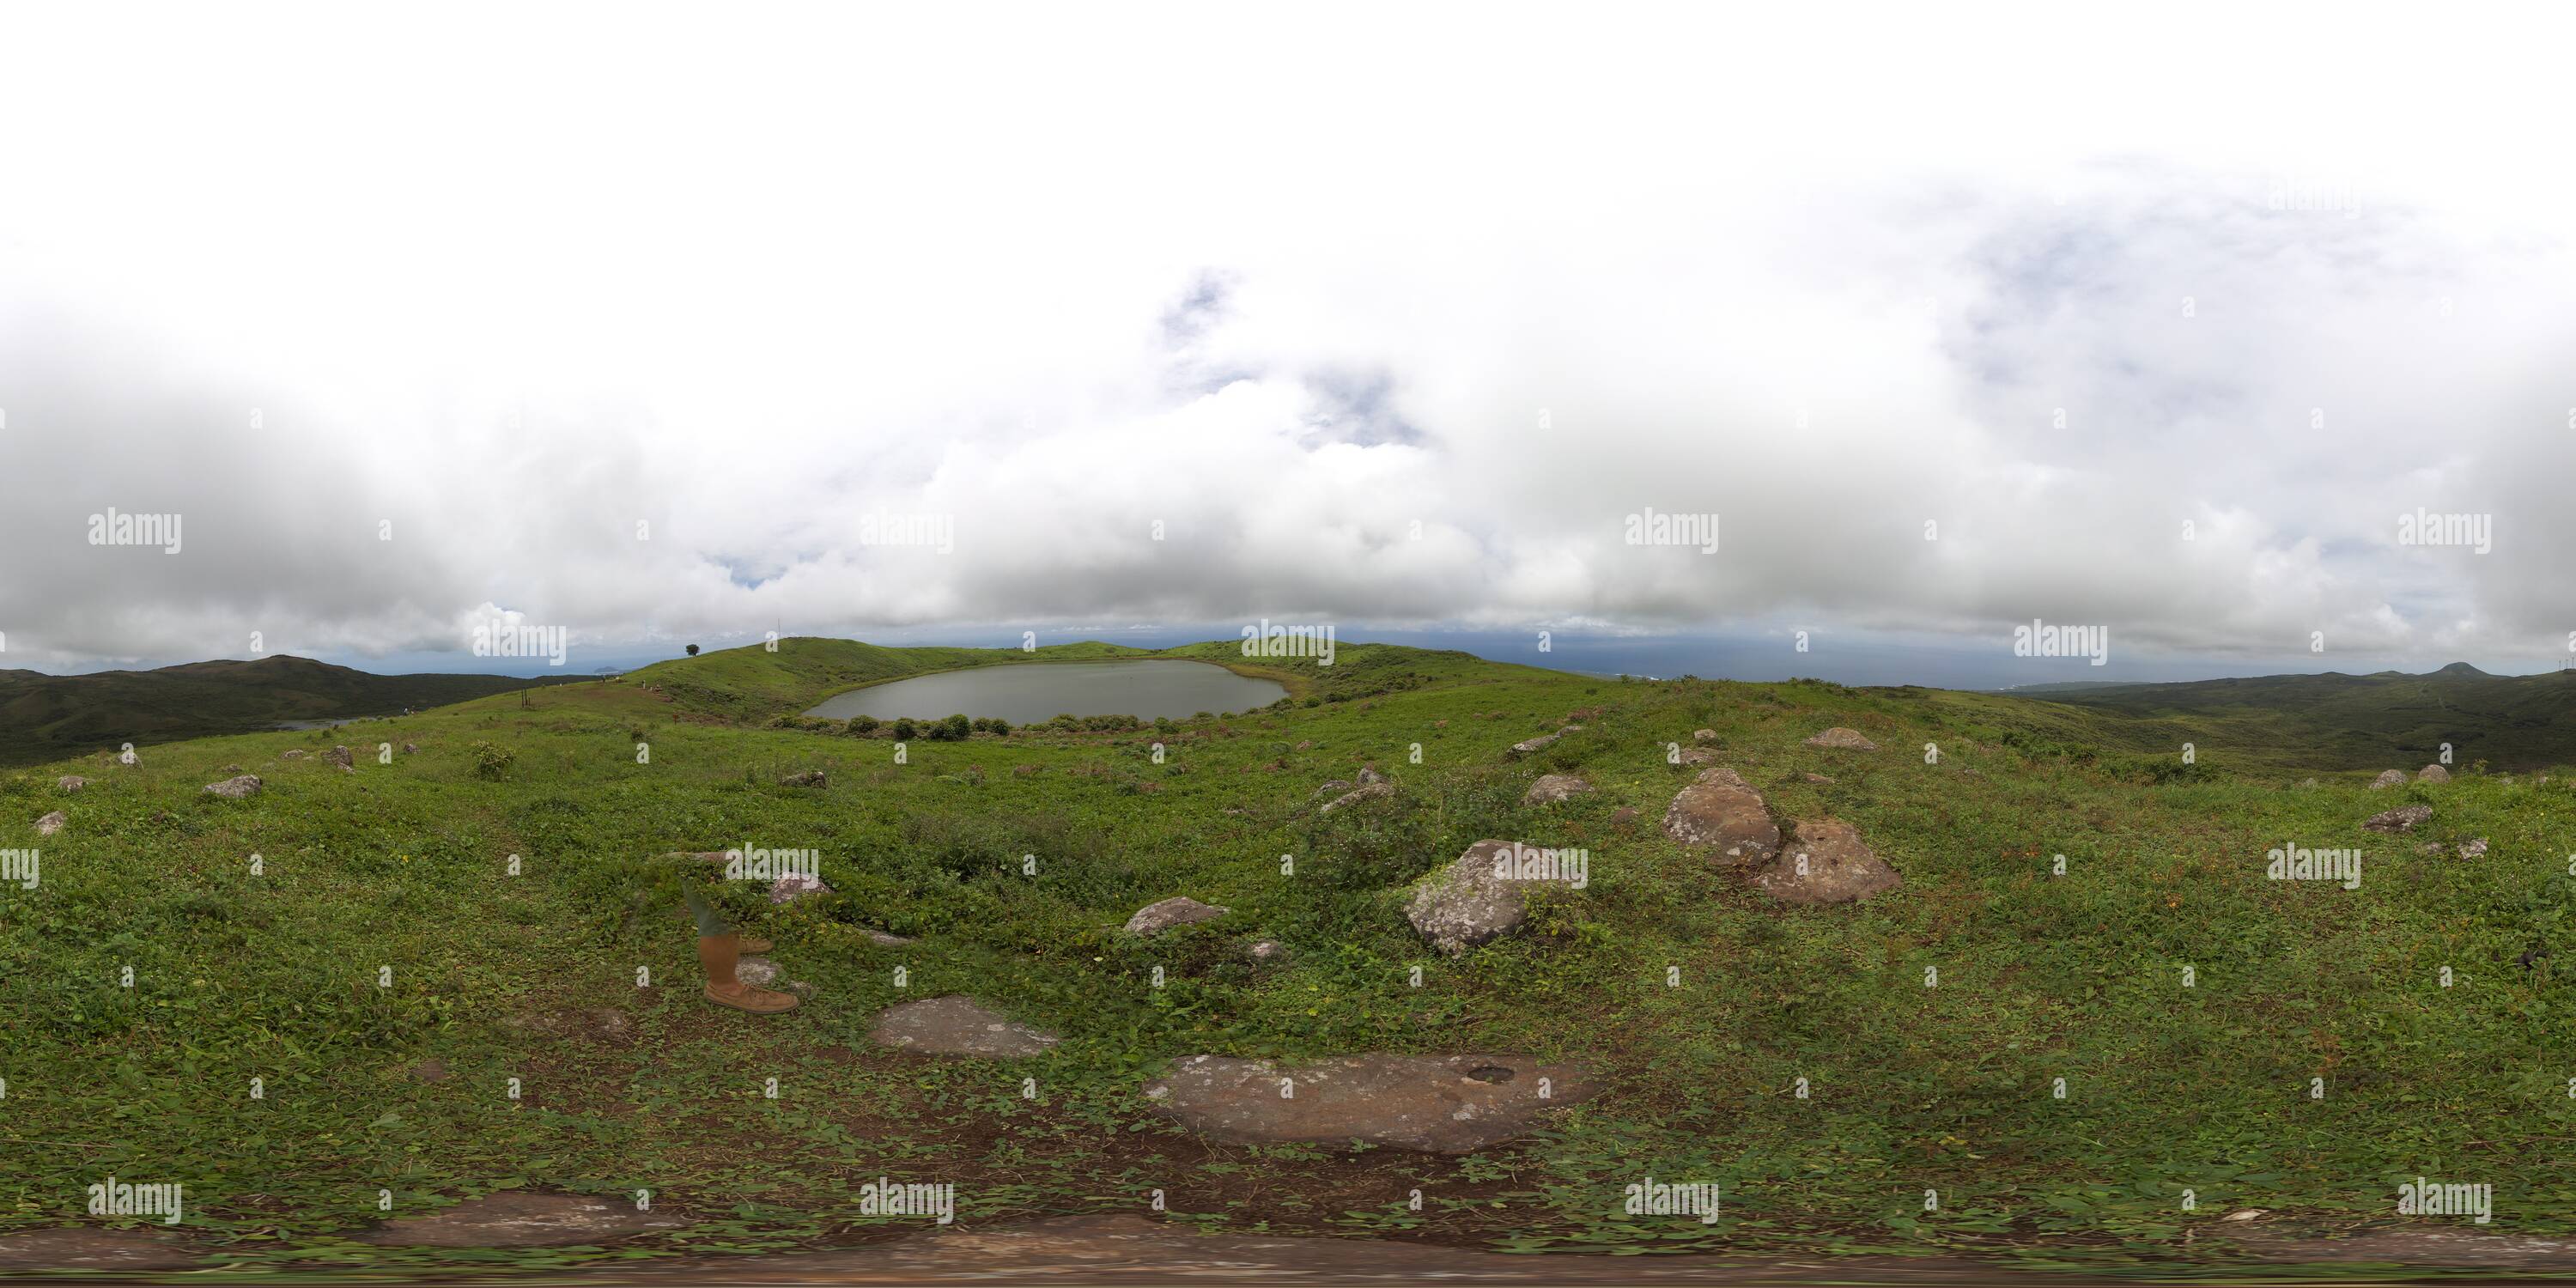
[[779, 769, 827, 787], [1803, 727, 1878, 750], [203, 775, 264, 799], [1126, 896, 1229, 936], [2458, 837, 2489, 859], [1357, 767, 1388, 786], [34, 811, 66, 836], [280, 749, 307, 760], [2225, 1208, 2265, 1223], [1294, 740, 1313, 751], [402, 743, 417, 753], [1608, 806, 1640, 825], [862, 927, 914, 947], [325, 745, 355, 768], [56, 776, 87, 792], [1248, 939, 1287, 963], [2369, 769, 2408, 789], [769, 873, 833, 903], [1804, 773, 1836, 784], [1522, 774, 1593, 805], [1693, 729, 1717, 743], [1672, 746, 1718, 766]]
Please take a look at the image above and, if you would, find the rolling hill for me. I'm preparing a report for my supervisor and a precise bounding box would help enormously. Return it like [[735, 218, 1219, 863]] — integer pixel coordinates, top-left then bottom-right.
[[0, 654, 578, 767]]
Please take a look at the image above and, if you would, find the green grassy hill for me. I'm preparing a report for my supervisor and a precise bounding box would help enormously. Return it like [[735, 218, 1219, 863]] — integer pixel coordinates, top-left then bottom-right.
[[0, 655, 577, 769], [2025, 663, 2576, 771], [6, 641, 2574, 1273]]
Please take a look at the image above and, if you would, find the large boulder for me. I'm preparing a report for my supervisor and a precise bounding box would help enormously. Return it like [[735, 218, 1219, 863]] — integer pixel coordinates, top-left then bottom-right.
[[1804, 727, 1878, 750], [203, 775, 264, 799], [2365, 804, 2433, 834], [1661, 767, 1780, 866], [2416, 763, 2451, 783], [1749, 819, 1900, 904], [871, 995, 1060, 1057], [1143, 1052, 1596, 1153], [1125, 896, 1229, 936], [1522, 775, 1592, 805], [1406, 840, 1535, 955], [2369, 769, 2408, 789]]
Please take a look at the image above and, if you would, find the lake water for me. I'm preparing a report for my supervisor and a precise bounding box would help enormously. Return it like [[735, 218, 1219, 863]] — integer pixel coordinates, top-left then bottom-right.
[[802, 660, 1287, 724]]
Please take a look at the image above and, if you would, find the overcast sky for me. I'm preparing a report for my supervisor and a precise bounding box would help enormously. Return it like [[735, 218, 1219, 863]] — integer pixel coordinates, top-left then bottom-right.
[[5, 3, 2574, 684]]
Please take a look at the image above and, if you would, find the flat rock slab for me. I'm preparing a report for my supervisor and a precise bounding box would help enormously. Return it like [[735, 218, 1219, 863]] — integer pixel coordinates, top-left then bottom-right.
[[2366, 805, 2433, 833], [1145, 1052, 1595, 1153], [872, 995, 1060, 1057], [1804, 726, 1878, 750], [359, 1191, 690, 1247], [0, 1227, 203, 1272], [1662, 767, 1779, 866], [1750, 818, 1901, 904]]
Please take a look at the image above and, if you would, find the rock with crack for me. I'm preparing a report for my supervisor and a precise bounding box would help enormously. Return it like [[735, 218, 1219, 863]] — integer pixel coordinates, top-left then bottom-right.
[[2365, 804, 2433, 834], [1317, 781, 1393, 815], [358, 1192, 690, 1247], [871, 995, 1060, 1057], [1661, 767, 1780, 866], [1143, 1052, 1596, 1153], [1803, 726, 1878, 750], [1125, 896, 1228, 936], [2369, 769, 2407, 789], [1749, 819, 1901, 904], [1522, 774, 1592, 805], [203, 775, 264, 799], [1405, 840, 1547, 956]]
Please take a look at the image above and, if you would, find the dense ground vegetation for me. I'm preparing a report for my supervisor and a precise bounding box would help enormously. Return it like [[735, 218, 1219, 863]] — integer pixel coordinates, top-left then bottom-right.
[[3, 639, 2572, 1273]]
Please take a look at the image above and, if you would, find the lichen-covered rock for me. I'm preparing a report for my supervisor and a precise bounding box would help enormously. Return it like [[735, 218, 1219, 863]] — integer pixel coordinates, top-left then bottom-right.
[[1522, 775, 1592, 805], [203, 775, 264, 799], [325, 745, 355, 768], [56, 776, 87, 792], [1804, 727, 1878, 750], [1661, 767, 1780, 866], [1125, 896, 1229, 936], [34, 811, 67, 836], [1749, 818, 1900, 904], [1357, 767, 1389, 786], [1406, 840, 1538, 955], [2417, 763, 2451, 783], [1693, 729, 1717, 743], [2369, 769, 2407, 789]]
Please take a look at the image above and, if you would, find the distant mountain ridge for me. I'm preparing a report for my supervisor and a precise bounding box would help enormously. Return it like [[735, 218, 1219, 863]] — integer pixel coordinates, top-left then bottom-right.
[[2026, 663, 2576, 770], [0, 655, 576, 768]]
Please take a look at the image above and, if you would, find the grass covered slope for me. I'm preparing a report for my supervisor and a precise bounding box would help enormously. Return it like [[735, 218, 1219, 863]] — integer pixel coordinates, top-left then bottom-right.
[[2025, 664, 2576, 772], [4, 643, 2575, 1273], [0, 655, 577, 769]]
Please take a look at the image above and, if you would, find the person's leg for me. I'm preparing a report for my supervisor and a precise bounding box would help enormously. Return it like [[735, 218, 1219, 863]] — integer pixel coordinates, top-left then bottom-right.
[[686, 878, 797, 1012]]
